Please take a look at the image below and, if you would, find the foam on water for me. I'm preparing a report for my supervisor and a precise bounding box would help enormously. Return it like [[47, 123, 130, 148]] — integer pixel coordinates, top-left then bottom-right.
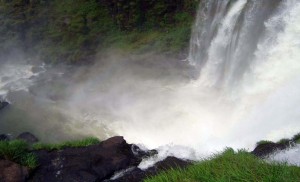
[[0, 63, 45, 100], [268, 144, 300, 167]]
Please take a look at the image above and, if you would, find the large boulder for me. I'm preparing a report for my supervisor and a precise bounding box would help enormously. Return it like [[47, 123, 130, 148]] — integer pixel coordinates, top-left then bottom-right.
[[16, 132, 39, 145], [251, 142, 289, 158], [0, 101, 9, 110], [0, 160, 29, 182], [0, 134, 12, 141], [29, 136, 141, 182]]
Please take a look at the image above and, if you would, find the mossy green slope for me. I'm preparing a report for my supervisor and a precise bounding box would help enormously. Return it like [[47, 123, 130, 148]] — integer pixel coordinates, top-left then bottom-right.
[[0, 0, 200, 64]]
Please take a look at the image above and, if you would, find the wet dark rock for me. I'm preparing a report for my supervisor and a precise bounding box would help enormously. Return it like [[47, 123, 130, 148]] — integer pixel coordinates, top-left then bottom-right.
[[0, 134, 12, 141], [31, 66, 45, 74], [0, 101, 9, 110], [110, 157, 192, 182], [29, 136, 141, 182], [251, 142, 290, 158], [0, 160, 30, 182], [0, 134, 192, 182], [153, 156, 192, 170], [131, 144, 158, 159], [16, 132, 39, 145]]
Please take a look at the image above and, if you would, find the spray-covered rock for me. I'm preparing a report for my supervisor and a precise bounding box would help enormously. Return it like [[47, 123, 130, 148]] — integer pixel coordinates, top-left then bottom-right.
[[0, 101, 9, 110]]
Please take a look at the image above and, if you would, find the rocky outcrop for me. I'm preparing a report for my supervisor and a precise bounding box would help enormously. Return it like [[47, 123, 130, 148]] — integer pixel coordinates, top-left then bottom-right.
[[251, 142, 292, 158], [0, 160, 29, 182], [0, 134, 11, 141], [0, 101, 9, 110], [0, 134, 191, 182], [16, 132, 39, 145], [29, 136, 141, 182]]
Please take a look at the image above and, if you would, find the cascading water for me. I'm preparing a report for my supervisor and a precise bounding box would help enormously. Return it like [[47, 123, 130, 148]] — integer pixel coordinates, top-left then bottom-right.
[[189, 0, 284, 89], [268, 144, 300, 166], [138, 0, 300, 167], [188, 0, 300, 141], [0, 0, 299, 166], [106, 0, 300, 160]]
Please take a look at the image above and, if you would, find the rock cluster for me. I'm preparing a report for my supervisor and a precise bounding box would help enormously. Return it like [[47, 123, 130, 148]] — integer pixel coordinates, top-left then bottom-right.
[[1, 131, 295, 182], [0, 160, 29, 182], [0, 132, 190, 182]]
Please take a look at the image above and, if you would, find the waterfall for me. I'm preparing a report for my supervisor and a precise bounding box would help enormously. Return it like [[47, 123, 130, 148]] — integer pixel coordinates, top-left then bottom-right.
[[189, 0, 286, 89], [65, 0, 300, 156], [1, 0, 300, 162], [132, 0, 300, 155], [168, 0, 300, 154]]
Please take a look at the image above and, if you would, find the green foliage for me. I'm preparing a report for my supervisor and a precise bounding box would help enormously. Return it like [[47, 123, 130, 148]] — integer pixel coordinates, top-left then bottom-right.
[[256, 140, 274, 146], [0, 137, 99, 168], [292, 133, 300, 143], [277, 138, 290, 145], [0, 0, 199, 63], [102, 23, 192, 54], [21, 153, 38, 169], [0, 140, 28, 161], [155, 26, 192, 52], [145, 148, 300, 182], [33, 137, 100, 151], [0, 140, 38, 169]]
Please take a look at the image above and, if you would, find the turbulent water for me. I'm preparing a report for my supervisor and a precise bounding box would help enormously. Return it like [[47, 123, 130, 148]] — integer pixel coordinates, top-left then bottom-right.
[[0, 0, 300, 164], [0, 63, 43, 100], [269, 144, 300, 166]]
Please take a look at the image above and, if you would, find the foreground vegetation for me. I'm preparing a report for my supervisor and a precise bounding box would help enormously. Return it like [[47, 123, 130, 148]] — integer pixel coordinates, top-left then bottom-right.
[[293, 133, 300, 144], [33, 137, 100, 150], [1, 133, 299, 179], [145, 148, 300, 182], [0, 140, 38, 169], [0, 137, 100, 168], [0, 0, 199, 63]]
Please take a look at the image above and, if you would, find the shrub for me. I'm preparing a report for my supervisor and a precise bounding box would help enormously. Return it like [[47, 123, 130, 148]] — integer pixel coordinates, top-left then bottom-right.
[[256, 140, 273, 146], [292, 133, 300, 143], [277, 138, 290, 145], [0, 140, 38, 168]]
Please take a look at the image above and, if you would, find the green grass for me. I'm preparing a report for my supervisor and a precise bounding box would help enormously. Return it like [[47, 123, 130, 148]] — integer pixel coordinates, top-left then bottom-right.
[[256, 140, 273, 146], [145, 148, 300, 182], [277, 138, 290, 145], [0, 140, 38, 169], [0, 137, 100, 168], [292, 133, 300, 144], [33, 137, 100, 151]]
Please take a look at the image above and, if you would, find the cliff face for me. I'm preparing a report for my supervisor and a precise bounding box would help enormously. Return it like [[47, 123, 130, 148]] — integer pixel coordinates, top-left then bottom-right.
[[0, 0, 199, 64]]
